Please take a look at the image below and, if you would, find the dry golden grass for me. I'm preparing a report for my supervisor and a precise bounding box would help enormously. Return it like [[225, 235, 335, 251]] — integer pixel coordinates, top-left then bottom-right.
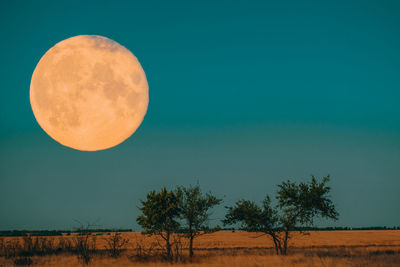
[[1, 230, 399, 266]]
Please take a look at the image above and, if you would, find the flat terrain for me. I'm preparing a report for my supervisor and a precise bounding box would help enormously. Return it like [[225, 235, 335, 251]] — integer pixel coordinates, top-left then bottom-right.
[[1, 230, 399, 266]]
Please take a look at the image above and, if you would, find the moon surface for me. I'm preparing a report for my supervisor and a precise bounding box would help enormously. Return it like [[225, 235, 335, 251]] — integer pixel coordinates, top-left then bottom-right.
[[30, 35, 149, 151]]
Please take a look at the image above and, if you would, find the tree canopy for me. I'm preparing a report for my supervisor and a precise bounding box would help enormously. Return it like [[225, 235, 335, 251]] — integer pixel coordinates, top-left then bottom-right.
[[224, 175, 339, 255], [178, 184, 222, 258]]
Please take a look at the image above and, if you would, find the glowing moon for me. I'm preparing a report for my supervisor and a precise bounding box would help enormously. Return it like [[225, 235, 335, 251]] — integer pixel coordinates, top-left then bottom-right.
[[30, 35, 149, 151]]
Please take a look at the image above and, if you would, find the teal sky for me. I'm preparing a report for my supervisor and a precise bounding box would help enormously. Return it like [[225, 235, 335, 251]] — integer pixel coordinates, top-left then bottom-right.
[[1, 0, 399, 230]]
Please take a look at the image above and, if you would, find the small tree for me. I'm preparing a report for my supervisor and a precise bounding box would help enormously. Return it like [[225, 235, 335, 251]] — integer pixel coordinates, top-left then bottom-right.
[[103, 232, 129, 258], [178, 185, 222, 259], [136, 187, 182, 262], [73, 223, 97, 267], [224, 175, 339, 255], [276, 175, 338, 254]]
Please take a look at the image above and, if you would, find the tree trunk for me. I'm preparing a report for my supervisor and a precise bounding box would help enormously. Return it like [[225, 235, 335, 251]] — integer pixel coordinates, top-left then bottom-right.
[[166, 232, 172, 262], [189, 235, 194, 259], [282, 229, 289, 255], [269, 232, 282, 255], [272, 237, 280, 255]]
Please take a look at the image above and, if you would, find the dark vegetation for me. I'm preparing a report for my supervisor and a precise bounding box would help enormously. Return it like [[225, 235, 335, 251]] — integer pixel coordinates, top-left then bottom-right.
[[0, 230, 129, 266], [1, 226, 397, 237], [223, 175, 338, 255], [136, 176, 338, 261], [0, 229, 132, 237], [137, 184, 222, 261], [179, 185, 222, 259]]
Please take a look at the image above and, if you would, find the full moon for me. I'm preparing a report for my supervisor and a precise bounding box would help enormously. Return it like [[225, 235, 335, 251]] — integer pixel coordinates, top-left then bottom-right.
[[30, 35, 149, 151]]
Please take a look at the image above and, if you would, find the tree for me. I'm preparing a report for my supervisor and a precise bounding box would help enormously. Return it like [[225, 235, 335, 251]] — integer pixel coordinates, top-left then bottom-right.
[[178, 184, 222, 259], [276, 175, 339, 254], [136, 187, 182, 262], [223, 175, 339, 255]]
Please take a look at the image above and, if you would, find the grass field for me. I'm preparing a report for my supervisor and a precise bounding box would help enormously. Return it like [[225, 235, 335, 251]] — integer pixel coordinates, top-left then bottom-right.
[[1, 230, 399, 266]]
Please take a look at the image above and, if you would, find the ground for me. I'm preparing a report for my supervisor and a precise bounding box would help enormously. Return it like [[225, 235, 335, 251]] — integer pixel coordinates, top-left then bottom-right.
[[1, 230, 399, 266]]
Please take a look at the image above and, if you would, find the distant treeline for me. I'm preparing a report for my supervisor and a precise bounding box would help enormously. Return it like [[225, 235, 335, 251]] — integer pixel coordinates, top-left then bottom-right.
[[0, 228, 132, 237], [298, 226, 400, 231], [225, 226, 400, 232], [0, 226, 398, 237]]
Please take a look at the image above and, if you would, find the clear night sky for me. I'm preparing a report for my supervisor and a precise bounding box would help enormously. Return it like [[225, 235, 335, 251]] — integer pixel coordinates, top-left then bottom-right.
[[1, 0, 399, 230]]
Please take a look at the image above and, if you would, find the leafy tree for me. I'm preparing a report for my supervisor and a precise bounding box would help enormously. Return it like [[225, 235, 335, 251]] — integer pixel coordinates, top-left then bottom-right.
[[136, 187, 182, 261], [223, 175, 339, 255], [276, 175, 339, 254], [178, 185, 222, 259]]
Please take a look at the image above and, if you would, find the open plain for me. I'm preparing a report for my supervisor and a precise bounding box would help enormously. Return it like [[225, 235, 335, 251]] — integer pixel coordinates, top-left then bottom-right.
[[1, 230, 399, 266]]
